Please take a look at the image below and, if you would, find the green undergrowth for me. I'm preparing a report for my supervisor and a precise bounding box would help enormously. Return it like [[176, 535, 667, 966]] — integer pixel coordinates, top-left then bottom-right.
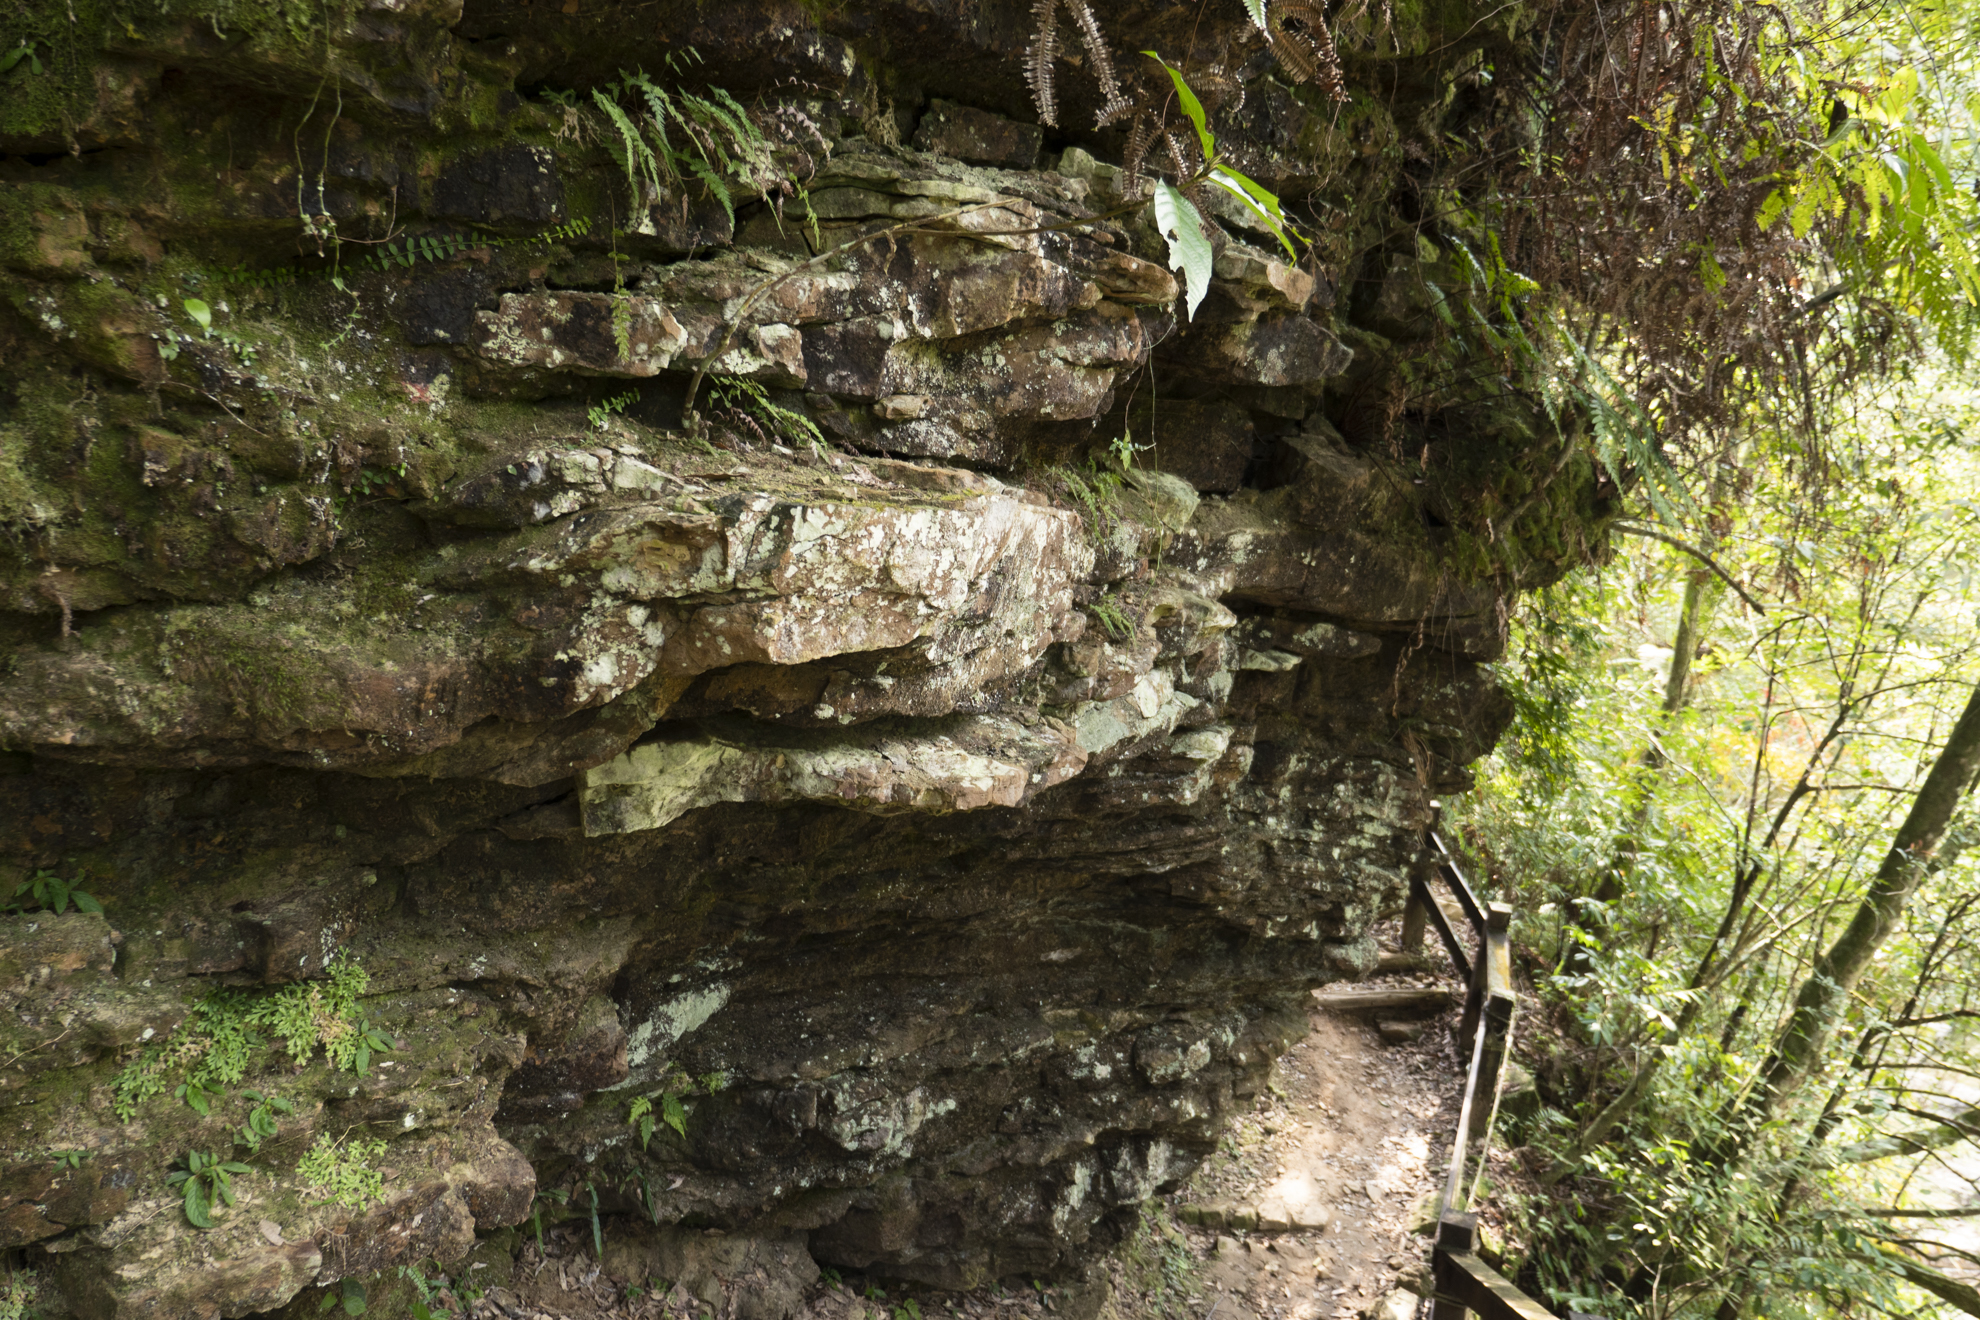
[[112, 953, 389, 1121]]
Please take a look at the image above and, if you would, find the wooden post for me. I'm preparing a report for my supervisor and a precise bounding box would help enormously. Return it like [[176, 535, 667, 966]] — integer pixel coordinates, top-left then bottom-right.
[[1404, 816, 1434, 952], [1402, 887, 1429, 953], [1433, 1211, 1478, 1320]]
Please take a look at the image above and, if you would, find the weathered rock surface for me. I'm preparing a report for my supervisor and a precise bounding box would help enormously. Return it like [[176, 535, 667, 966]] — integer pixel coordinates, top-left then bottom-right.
[[0, 0, 1611, 1316]]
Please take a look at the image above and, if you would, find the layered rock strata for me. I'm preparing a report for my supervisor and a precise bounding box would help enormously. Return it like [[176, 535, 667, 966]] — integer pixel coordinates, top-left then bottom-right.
[[0, 2, 1608, 1316]]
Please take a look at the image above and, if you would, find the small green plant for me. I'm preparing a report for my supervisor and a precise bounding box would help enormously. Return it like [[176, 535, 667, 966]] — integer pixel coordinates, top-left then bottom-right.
[[220, 218, 590, 290], [175, 1077, 220, 1116], [168, 1149, 252, 1229], [351, 463, 408, 498], [864, 1284, 887, 1301], [821, 1268, 843, 1287], [0, 39, 44, 76], [318, 1278, 367, 1317], [399, 1263, 457, 1320], [1055, 463, 1125, 537], [706, 376, 825, 452], [5, 868, 102, 916], [611, 291, 635, 361], [528, 1185, 570, 1252], [890, 1300, 922, 1320], [590, 60, 779, 228], [236, 1089, 295, 1154], [1139, 54, 1300, 319], [1108, 422, 1147, 470], [585, 1179, 605, 1258], [1090, 594, 1136, 641], [1, 1268, 40, 1320], [113, 953, 387, 1121], [588, 390, 639, 431], [628, 1095, 657, 1150], [296, 1132, 387, 1209], [48, 1150, 86, 1171]]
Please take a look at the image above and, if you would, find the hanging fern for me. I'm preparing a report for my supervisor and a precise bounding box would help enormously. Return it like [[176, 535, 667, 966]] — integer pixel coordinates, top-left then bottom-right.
[[1025, 0, 1063, 128]]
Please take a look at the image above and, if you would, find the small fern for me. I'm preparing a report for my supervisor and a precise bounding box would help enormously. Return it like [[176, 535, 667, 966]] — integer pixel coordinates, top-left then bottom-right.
[[707, 376, 827, 452], [1263, 0, 1349, 102], [1025, 0, 1125, 128], [221, 218, 590, 289], [591, 70, 780, 231]]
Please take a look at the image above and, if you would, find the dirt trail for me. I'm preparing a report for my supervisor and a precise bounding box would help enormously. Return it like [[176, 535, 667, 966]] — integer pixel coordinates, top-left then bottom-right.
[[1114, 970, 1467, 1320]]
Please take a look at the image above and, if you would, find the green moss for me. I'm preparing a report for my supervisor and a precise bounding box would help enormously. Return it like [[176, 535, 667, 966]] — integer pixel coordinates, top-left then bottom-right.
[[0, 0, 109, 147]]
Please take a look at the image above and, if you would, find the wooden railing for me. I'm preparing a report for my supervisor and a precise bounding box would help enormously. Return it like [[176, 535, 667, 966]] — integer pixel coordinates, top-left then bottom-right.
[[1402, 829, 1575, 1320]]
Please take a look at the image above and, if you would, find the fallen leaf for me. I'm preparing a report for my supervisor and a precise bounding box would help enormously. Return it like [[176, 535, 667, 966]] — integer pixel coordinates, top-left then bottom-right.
[[258, 1219, 283, 1245]]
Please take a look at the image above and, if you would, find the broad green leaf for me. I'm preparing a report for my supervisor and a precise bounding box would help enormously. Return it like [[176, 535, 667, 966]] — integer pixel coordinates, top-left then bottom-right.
[[663, 1092, 688, 1138], [71, 890, 102, 915], [1152, 182, 1214, 321], [1141, 53, 1216, 165], [1207, 166, 1296, 258], [184, 1179, 212, 1229], [183, 299, 212, 332]]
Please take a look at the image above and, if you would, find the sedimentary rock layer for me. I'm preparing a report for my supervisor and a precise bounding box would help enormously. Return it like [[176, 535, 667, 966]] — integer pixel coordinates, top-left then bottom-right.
[[0, 2, 1609, 1316]]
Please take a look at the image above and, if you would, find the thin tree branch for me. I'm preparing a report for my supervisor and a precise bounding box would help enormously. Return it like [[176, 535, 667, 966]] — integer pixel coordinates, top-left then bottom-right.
[[1613, 523, 1768, 615]]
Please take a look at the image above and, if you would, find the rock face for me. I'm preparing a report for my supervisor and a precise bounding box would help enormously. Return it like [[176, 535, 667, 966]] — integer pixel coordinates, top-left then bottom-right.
[[0, 1, 1608, 1316]]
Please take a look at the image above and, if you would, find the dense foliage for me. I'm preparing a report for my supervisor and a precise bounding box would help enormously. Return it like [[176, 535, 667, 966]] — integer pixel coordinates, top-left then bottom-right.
[[1454, 361, 1980, 1319]]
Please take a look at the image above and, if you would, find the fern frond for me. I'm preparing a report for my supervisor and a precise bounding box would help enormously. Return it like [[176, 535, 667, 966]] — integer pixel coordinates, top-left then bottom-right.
[[592, 89, 662, 205], [632, 77, 684, 184], [687, 156, 736, 229], [1025, 0, 1061, 128], [1122, 112, 1155, 199], [1162, 128, 1203, 183], [1266, 0, 1348, 102], [1067, 0, 1128, 128]]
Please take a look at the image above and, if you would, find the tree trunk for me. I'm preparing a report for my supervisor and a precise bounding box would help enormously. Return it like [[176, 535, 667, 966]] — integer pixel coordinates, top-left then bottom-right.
[[1751, 677, 1980, 1119]]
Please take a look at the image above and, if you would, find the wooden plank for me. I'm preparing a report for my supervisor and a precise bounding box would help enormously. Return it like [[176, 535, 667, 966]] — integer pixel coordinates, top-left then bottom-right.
[[1377, 951, 1441, 975], [1436, 1251, 1559, 1320], [1313, 987, 1455, 1014], [1441, 1002, 1493, 1216], [1432, 1214, 1477, 1320], [1467, 991, 1515, 1146], [1462, 923, 1513, 1050], [1431, 832, 1486, 933], [1415, 873, 1471, 980], [1484, 911, 1513, 999]]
